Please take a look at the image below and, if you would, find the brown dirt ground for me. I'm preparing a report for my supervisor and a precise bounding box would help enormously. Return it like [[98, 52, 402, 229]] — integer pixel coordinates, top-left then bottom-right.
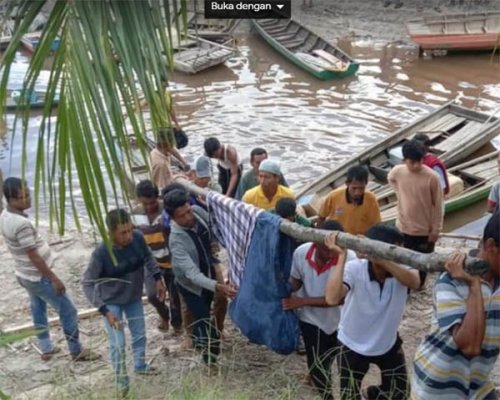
[[1, 226, 497, 399]]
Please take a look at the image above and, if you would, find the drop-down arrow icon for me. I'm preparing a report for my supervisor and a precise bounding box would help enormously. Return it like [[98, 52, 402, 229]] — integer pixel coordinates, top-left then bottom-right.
[[276, 4, 284, 9]]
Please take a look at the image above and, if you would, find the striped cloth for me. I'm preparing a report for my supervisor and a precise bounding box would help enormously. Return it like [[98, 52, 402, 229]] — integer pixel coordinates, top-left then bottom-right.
[[131, 204, 171, 268], [206, 191, 263, 287], [411, 272, 500, 400]]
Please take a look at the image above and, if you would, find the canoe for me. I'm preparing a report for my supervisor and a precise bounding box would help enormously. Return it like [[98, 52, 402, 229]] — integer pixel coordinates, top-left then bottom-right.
[[5, 89, 60, 110], [406, 11, 500, 51], [251, 18, 359, 80], [21, 31, 60, 53], [173, 35, 236, 74], [381, 150, 499, 224], [186, 12, 241, 39], [296, 102, 500, 220]]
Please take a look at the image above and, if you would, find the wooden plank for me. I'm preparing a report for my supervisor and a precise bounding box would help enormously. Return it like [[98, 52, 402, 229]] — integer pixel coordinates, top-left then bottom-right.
[[3, 297, 150, 335], [434, 121, 486, 152], [414, 114, 466, 140], [312, 49, 341, 65]]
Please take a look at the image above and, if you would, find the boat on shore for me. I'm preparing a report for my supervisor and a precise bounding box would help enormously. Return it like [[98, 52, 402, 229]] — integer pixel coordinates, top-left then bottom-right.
[[251, 18, 359, 80], [172, 35, 236, 74], [296, 102, 500, 220], [186, 12, 241, 39], [406, 11, 500, 52]]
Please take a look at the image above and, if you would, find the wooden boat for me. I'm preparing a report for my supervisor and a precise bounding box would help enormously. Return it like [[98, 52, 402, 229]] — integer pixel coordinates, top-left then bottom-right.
[[21, 31, 60, 53], [172, 35, 236, 74], [296, 102, 500, 220], [186, 12, 241, 39], [406, 11, 500, 51], [251, 18, 359, 80], [5, 89, 60, 110], [381, 150, 499, 224]]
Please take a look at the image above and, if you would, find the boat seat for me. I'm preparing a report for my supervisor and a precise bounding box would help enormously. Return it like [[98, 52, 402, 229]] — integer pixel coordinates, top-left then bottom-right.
[[283, 38, 307, 49], [273, 33, 299, 42], [434, 121, 486, 153]]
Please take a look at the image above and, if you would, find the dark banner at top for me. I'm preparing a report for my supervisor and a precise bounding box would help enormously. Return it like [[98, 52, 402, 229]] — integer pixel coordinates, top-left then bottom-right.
[[204, 0, 291, 19]]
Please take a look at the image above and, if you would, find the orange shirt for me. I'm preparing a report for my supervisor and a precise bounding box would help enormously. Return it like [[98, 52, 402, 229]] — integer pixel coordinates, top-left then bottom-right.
[[319, 187, 381, 235]]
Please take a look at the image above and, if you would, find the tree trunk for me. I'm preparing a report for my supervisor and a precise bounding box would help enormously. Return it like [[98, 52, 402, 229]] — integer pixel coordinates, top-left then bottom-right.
[[175, 179, 488, 275]]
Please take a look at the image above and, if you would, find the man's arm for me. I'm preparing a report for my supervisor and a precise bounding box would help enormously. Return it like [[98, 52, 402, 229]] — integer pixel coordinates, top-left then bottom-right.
[[171, 235, 217, 292], [325, 255, 349, 305], [170, 147, 188, 168], [225, 147, 239, 197], [429, 174, 444, 242], [82, 250, 107, 313], [388, 167, 398, 191], [283, 295, 332, 310], [376, 260, 420, 290], [317, 193, 333, 227], [487, 182, 500, 213], [324, 232, 349, 305], [26, 249, 65, 294], [439, 252, 485, 357], [139, 233, 165, 301], [432, 166, 447, 191]]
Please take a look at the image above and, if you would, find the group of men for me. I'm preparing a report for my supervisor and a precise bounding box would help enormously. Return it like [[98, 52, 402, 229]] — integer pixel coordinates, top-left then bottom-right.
[[1, 129, 500, 400]]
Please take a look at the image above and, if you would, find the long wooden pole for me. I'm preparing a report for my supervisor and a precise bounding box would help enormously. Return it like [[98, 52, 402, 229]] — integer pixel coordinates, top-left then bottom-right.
[[176, 178, 489, 275]]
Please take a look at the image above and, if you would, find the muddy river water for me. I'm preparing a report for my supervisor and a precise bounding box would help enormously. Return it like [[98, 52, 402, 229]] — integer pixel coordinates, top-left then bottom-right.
[[1, 33, 499, 230]]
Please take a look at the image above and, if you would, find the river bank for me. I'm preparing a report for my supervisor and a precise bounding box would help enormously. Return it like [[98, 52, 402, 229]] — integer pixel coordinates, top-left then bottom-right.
[[292, 0, 494, 46]]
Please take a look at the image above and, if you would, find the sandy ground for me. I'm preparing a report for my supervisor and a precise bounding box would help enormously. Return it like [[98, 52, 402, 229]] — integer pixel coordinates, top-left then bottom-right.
[[0, 225, 497, 399]]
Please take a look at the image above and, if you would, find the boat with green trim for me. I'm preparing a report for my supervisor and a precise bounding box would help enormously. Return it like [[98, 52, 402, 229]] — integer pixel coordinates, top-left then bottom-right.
[[251, 18, 359, 80], [295, 102, 500, 221]]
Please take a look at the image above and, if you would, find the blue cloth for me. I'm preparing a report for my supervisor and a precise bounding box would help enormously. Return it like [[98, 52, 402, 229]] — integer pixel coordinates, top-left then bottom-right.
[[103, 300, 147, 390], [17, 276, 82, 355], [229, 212, 299, 355]]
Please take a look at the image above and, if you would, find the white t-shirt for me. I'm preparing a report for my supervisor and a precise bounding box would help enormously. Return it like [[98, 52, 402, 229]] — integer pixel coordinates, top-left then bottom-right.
[[290, 242, 355, 335], [338, 258, 409, 356], [0, 210, 54, 281]]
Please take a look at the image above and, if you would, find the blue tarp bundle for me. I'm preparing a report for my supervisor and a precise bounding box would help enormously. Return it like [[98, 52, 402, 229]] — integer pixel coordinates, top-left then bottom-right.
[[229, 212, 300, 355]]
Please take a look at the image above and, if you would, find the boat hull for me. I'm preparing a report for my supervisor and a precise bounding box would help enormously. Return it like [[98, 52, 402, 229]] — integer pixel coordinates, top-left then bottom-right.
[[251, 19, 359, 80], [410, 33, 500, 50]]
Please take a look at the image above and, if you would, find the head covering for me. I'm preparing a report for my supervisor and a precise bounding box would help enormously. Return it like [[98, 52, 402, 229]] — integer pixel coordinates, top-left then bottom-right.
[[259, 159, 281, 176], [195, 156, 212, 178]]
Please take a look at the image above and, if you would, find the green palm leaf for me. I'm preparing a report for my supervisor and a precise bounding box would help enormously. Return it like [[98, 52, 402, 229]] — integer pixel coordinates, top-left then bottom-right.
[[0, 0, 187, 244]]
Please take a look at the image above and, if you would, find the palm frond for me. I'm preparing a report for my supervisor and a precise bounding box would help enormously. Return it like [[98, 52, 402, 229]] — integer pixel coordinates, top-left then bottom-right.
[[0, 0, 187, 243]]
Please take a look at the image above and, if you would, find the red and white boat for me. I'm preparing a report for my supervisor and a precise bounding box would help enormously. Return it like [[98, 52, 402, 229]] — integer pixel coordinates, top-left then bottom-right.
[[406, 11, 500, 51]]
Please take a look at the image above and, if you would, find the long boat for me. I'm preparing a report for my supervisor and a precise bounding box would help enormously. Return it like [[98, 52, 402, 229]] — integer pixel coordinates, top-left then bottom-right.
[[406, 11, 500, 51], [173, 35, 236, 74], [186, 12, 241, 39], [296, 102, 500, 219], [251, 18, 359, 80]]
